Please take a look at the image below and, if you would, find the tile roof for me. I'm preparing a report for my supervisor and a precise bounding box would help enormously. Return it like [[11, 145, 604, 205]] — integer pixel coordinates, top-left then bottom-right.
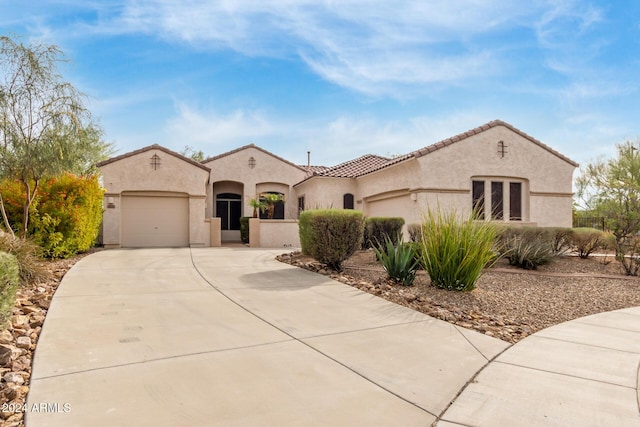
[[96, 144, 211, 172], [295, 119, 578, 185], [313, 154, 394, 178]]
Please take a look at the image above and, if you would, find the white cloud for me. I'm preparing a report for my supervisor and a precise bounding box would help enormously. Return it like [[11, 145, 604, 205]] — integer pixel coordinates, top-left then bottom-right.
[[55, 0, 599, 97], [165, 104, 277, 151]]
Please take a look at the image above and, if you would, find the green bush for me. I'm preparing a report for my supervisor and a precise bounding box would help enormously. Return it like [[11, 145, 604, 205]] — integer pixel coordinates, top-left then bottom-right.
[[1, 174, 103, 258], [29, 173, 104, 258], [362, 217, 405, 249], [504, 236, 554, 270], [239, 217, 250, 244], [0, 232, 47, 284], [298, 209, 364, 270], [571, 228, 605, 259], [373, 234, 419, 286], [0, 251, 19, 326], [419, 209, 498, 291]]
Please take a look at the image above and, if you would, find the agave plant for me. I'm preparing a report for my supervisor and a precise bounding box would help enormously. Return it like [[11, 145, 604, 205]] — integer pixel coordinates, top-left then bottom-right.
[[373, 233, 419, 286]]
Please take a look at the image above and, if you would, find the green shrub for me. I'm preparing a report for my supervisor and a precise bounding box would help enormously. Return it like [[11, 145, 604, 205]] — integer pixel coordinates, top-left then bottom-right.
[[419, 209, 498, 291], [407, 223, 422, 243], [373, 234, 419, 286], [0, 251, 19, 326], [0, 232, 47, 284], [1, 174, 104, 258], [29, 174, 104, 258], [298, 209, 364, 270], [572, 228, 605, 259], [362, 217, 405, 249], [239, 217, 250, 244], [504, 236, 554, 269]]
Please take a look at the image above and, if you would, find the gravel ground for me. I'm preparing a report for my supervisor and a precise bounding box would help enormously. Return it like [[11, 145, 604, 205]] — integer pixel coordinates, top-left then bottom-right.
[[278, 250, 640, 343]]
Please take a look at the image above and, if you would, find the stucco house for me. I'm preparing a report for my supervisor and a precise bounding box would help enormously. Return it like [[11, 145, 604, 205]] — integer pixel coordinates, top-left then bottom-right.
[[97, 120, 578, 248]]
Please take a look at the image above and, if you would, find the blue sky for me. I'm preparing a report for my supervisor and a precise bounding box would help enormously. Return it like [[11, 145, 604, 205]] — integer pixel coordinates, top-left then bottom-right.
[[2, 1, 639, 168]]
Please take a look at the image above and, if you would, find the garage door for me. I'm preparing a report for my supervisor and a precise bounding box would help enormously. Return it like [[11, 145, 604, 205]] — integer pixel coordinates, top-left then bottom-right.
[[121, 193, 189, 247]]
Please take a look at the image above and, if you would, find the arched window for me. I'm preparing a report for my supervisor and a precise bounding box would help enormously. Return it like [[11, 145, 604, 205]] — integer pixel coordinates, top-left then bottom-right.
[[343, 193, 354, 210]]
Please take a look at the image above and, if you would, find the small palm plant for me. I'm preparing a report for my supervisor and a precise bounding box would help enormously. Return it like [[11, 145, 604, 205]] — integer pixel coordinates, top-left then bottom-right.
[[261, 193, 285, 219], [373, 233, 419, 286], [248, 196, 267, 218]]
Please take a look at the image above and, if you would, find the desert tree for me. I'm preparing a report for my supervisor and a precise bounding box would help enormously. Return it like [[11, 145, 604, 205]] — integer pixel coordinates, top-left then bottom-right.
[[576, 140, 640, 274], [0, 36, 112, 238]]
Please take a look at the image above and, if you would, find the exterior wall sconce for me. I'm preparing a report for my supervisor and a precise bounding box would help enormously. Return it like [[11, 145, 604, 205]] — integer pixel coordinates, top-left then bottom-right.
[[248, 157, 256, 169], [107, 196, 115, 209], [410, 193, 417, 202]]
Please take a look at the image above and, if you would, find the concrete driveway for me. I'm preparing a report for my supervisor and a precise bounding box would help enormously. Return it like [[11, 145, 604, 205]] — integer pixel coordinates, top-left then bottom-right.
[[26, 247, 508, 426]]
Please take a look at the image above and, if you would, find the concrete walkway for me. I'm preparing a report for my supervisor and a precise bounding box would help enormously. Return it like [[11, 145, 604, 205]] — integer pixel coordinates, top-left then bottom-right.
[[25, 248, 640, 426], [26, 248, 507, 426], [438, 306, 640, 427]]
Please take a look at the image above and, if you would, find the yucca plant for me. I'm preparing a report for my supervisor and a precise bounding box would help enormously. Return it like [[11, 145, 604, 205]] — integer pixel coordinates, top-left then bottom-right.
[[373, 233, 419, 286], [419, 208, 498, 291]]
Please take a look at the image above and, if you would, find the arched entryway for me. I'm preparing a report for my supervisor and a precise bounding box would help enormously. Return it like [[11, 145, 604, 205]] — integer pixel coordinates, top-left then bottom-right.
[[213, 181, 244, 242]]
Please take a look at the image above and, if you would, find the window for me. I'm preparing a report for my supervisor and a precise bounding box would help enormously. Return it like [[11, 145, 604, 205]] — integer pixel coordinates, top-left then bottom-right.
[[216, 193, 242, 230], [259, 192, 285, 219], [510, 182, 522, 220], [343, 193, 354, 210], [491, 182, 504, 220], [472, 180, 485, 219], [471, 179, 524, 222], [298, 196, 305, 214]]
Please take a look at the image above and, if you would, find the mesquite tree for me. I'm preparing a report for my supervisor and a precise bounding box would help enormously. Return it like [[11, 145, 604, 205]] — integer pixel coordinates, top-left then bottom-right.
[[0, 36, 111, 238], [576, 140, 640, 275]]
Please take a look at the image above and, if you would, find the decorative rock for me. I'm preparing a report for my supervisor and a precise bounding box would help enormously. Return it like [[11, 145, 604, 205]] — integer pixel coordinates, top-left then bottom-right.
[[16, 336, 31, 349], [12, 315, 29, 329], [0, 329, 13, 344], [3, 371, 24, 385], [12, 356, 29, 371], [29, 314, 46, 328], [0, 344, 13, 366]]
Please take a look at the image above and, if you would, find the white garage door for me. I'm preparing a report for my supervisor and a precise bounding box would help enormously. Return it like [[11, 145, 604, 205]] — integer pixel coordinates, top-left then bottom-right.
[[121, 193, 189, 248]]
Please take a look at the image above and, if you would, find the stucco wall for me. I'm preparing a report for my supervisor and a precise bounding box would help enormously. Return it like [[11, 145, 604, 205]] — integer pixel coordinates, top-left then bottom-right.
[[355, 125, 576, 228], [258, 220, 300, 248], [99, 147, 210, 247], [295, 177, 359, 212], [205, 147, 307, 219]]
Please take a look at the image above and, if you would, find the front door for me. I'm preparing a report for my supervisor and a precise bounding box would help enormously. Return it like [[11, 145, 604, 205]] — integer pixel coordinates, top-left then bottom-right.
[[216, 193, 242, 242]]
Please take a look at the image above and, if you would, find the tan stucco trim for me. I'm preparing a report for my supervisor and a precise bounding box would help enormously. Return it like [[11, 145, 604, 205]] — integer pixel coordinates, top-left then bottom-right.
[[530, 191, 574, 198], [410, 187, 469, 194], [120, 191, 189, 198], [363, 188, 410, 203]]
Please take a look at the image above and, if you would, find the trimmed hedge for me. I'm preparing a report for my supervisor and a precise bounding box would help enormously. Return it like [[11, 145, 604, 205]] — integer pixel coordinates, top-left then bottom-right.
[[362, 217, 405, 249], [0, 251, 19, 326], [239, 217, 250, 244], [299, 209, 364, 270]]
